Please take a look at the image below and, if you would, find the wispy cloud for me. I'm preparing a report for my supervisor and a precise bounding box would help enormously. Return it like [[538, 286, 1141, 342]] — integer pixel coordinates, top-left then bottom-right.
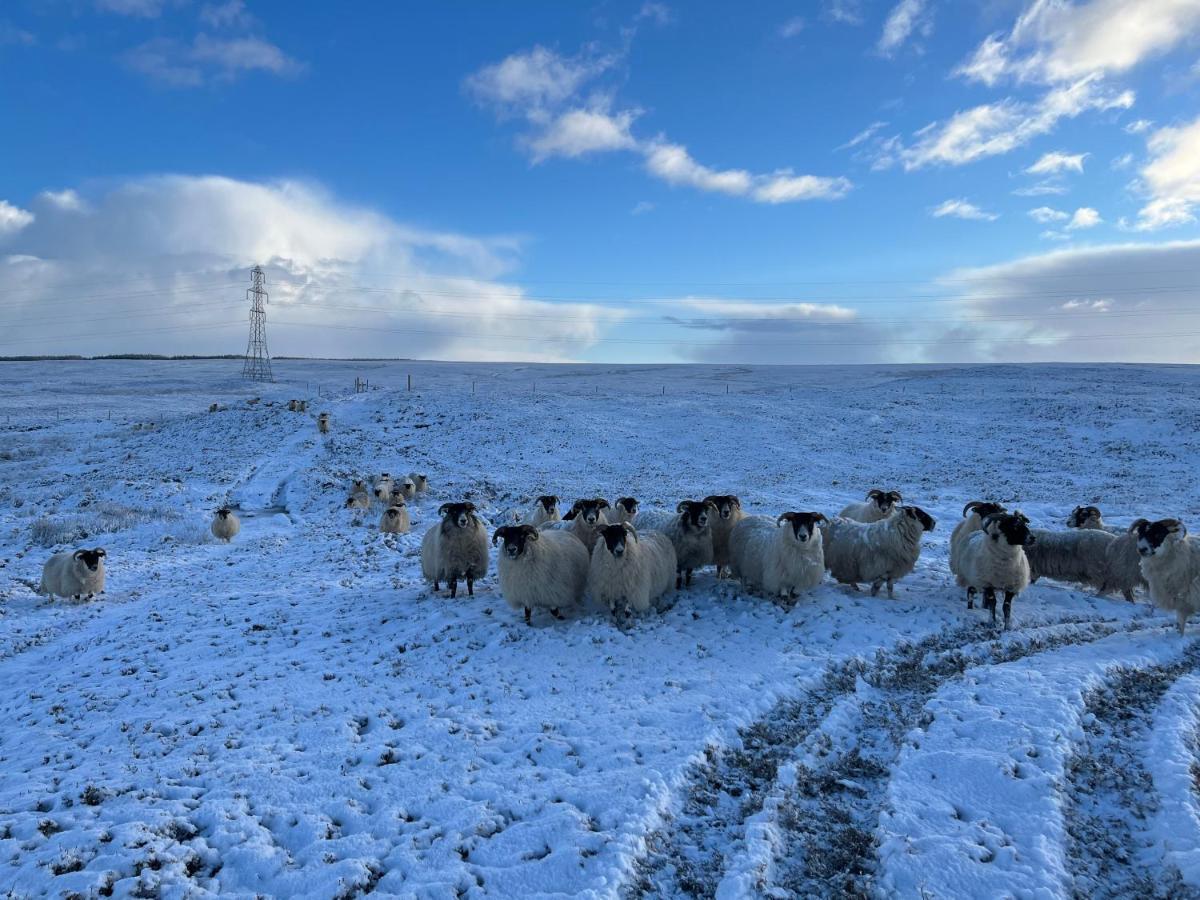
[[877, 0, 932, 58], [1028, 206, 1069, 223], [1026, 150, 1087, 175], [124, 34, 304, 87], [825, 0, 863, 26], [1133, 114, 1200, 230], [930, 198, 999, 221], [779, 17, 805, 38]]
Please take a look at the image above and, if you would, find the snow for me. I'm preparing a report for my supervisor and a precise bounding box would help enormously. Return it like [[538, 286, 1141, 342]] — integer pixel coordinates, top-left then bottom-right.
[[1, 359, 1199, 897]]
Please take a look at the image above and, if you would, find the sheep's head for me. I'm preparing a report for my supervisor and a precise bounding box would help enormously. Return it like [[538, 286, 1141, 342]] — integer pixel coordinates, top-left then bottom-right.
[[412, 474, 428, 489], [216, 507, 233, 520], [677, 500, 714, 531], [1135, 518, 1187, 558], [352, 479, 367, 492], [73, 548, 105, 572], [567, 498, 609, 525], [615, 497, 639, 518], [777, 511, 826, 543], [389, 487, 407, 505], [599, 523, 637, 558], [439, 502, 478, 529], [901, 505, 936, 532], [401, 478, 417, 494], [386, 506, 404, 519], [963, 500, 1007, 519], [1066, 505, 1102, 528], [868, 489, 903, 515], [704, 495, 741, 520], [536, 495, 559, 515], [493, 524, 538, 559], [982, 512, 1033, 546]]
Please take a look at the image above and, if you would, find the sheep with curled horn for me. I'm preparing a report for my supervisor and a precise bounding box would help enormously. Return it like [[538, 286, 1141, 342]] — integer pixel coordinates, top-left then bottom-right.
[[1066, 505, 1147, 602], [521, 495, 561, 528], [633, 500, 717, 589], [40, 548, 106, 601], [839, 488, 903, 524], [421, 502, 489, 598], [704, 495, 746, 578], [611, 497, 639, 524], [729, 511, 826, 600], [950, 500, 1008, 606], [1134, 519, 1200, 635], [542, 498, 609, 551], [958, 511, 1035, 629], [493, 524, 589, 624], [821, 505, 936, 599]]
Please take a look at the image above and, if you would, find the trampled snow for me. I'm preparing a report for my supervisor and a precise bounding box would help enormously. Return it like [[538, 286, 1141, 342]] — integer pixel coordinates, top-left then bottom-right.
[[1, 359, 1198, 898]]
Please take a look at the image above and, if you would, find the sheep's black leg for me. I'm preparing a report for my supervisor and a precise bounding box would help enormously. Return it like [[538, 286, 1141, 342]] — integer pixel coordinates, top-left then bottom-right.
[[685, 569, 693, 587], [966, 587, 976, 609], [524, 607, 532, 625], [1123, 589, 1134, 603], [550, 608, 564, 620], [1003, 591, 1014, 630], [886, 578, 895, 599], [983, 588, 997, 623], [869, 580, 882, 597], [676, 571, 683, 590], [467, 575, 475, 597], [433, 578, 440, 592], [449, 577, 458, 599]]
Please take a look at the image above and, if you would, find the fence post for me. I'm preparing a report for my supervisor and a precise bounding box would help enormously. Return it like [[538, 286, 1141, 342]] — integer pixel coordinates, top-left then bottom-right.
[[408, 374, 412, 391], [472, 381, 476, 395]]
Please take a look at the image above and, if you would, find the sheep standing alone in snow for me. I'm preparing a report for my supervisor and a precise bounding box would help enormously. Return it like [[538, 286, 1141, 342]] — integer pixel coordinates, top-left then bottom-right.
[[704, 495, 746, 578], [380, 503, 410, 534], [211, 508, 240, 543], [492, 524, 589, 624], [950, 500, 1008, 603], [1025, 525, 1117, 595], [317, 412, 330, 434], [634, 500, 716, 588], [409, 473, 429, 494], [543, 498, 610, 551], [587, 523, 676, 616], [729, 512, 826, 600], [209, 403, 220, 413], [1135, 519, 1200, 635], [522, 495, 561, 528], [40, 548, 106, 600], [821, 505, 936, 598], [611, 497, 639, 524], [839, 488, 903, 524], [421, 502, 489, 598], [958, 512, 1036, 628], [1067, 505, 1146, 602]]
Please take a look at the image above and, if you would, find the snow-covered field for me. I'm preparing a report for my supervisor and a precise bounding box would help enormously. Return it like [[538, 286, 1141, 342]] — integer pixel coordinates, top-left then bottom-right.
[[2, 359, 1199, 899]]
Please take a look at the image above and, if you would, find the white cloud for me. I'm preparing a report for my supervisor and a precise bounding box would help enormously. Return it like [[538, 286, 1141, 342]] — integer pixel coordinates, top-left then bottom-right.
[[1013, 180, 1070, 196], [526, 106, 638, 161], [1134, 114, 1200, 229], [1067, 206, 1102, 229], [779, 17, 806, 38], [930, 198, 999, 221], [0, 201, 34, 236], [464, 46, 612, 119], [1125, 118, 1153, 134], [0, 176, 622, 361], [38, 190, 86, 212], [1029, 206, 1069, 223], [878, 0, 931, 57], [958, 0, 1200, 86], [1026, 150, 1087, 174], [124, 34, 303, 87], [96, 0, 165, 17], [825, 0, 864, 25], [198, 0, 254, 29], [643, 141, 852, 202]]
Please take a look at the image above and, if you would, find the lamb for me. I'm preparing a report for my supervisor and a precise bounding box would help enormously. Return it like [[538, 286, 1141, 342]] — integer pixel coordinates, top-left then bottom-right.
[[522, 495, 561, 527], [1025, 525, 1117, 595], [704, 494, 746, 578], [634, 500, 716, 589], [950, 500, 1008, 600], [373, 474, 394, 502], [1066, 505, 1147, 602], [839, 488, 903, 524], [40, 548, 106, 600], [421, 502, 489, 598], [611, 497, 639, 524], [492, 524, 589, 624], [317, 412, 330, 434], [1135, 519, 1200, 635], [958, 512, 1036, 628], [380, 503, 410, 534], [587, 523, 677, 615], [729, 512, 826, 600], [544, 498, 610, 550], [409, 473, 429, 494], [821, 505, 936, 598], [211, 507, 240, 543]]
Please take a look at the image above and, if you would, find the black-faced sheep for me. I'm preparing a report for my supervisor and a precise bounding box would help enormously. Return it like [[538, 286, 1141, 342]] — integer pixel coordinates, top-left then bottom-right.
[[493, 524, 589, 624], [729, 512, 826, 600], [40, 548, 106, 600], [958, 512, 1035, 629], [211, 507, 240, 543], [1135, 518, 1200, 635], [611, 497, 639, 524], [634, 500, 716, 589], [523, 495, 561, 528], [587, 523, 676, 615], [821, 505, 936, 598], [950, 500, 1008, 602], [380, 503, 410, 534], [1067, 505, 1147, 602], [421, 502, 489, 598], [545, 498, 610, 550], [839, 488, 903, 523], [704, 494, 746, 578]]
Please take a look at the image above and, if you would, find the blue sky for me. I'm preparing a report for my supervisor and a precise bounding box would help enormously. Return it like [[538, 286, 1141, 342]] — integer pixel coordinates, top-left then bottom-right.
[[2, 0, 1200, 362]]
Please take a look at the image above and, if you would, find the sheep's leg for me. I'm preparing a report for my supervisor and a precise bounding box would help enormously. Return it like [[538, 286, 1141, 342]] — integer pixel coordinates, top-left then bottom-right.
[[1178, 610, 1189, 637], [449, 577, 458, 599], [550, 608, 564, 620], [467, 574, 475, 597], [983, 588, 997, 623], [966, 586, 976, 609], [886, 578, 895, 599], [1123, 589, 1135, 603], [524, 607, 532, 625], [1003, 591, 1014, 630], [433, 578, 440, 592], [849, 582, 861, 592], [676, 570, 683, 590], [685, 569, 694, 587], [869, 580, 883, 597]]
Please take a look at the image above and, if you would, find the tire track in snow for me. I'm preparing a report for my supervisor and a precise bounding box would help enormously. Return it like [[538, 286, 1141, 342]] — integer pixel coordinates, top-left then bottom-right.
[[625, 616, 1135, 899], [1064, 644, 1200, 899]]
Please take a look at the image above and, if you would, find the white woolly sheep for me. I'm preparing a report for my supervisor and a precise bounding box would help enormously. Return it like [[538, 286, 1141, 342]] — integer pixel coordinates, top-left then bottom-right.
[[287, 399, 298, 412], [950, 500, 1008, 601], [821, 505, 936, 598], [409, 473, 428, 494], [522, 495, 561, 528], [373, 474, 394, 502], [543, 498, 610, 551], [209, 402, 220, 413], [611, 497, 639, 524], [1135, 518, 1200, 635], [1067, 505, 1147, 602], [1066, 505, 1121, 534], [587, 523, 676, 615], [345, 493, 370, 511], [729, 512, 827, 600], [380, 503, 410, 534], [839, 488, 903, 524], [421, 501, 489, 598], [317, 412, 330, 434], [704, 494, 747, 578], [958, 512, 1035, 628], [40, 548, 106, 600], [395, 476, 418, 501], [1025, 525, 1117, 594], [634, 500, 716, 589], [492, 524, 589, 624], [211, 507, 240, 543]]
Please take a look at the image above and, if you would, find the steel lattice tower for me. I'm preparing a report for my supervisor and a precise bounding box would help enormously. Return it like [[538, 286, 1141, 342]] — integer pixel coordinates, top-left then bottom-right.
[[241, 265, 273, 382]]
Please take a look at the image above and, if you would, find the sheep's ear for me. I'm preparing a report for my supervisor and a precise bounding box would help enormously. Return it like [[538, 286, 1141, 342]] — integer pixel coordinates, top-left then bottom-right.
[[776, 513, 793, 526], [597, 498, 610, 509], [438, 503, 452, 516], [73, 550, 85, 560], [523, 525, 540, 540], [96, 549, 105, 556], [888, 491, 903, 503], [1128, 518, 1150, 533], [813, 512, 827, 523], [676, 501, 689, 514], [867, 488, 883, 500], [623, 523, 638, 541], [491, 529, 505, 546]]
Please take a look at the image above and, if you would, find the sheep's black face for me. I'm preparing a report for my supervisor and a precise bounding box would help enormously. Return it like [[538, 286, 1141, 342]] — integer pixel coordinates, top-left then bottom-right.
[[537, 495, 559, 514], [677, 500, 712, 531], [493, 525, 538, 559], [386, 507, 403, 519], [1066, 505, 1101, 528], [217, 508, 232, 520], [902, 506, 936, 532], [440, 502, 477, 529], [1136, 519, 1185, 557], [389, 491, 406, 507], [779, 512, 825, 542], [599, 524, 631, 558], [74, 548, 105, 571], [572, 499, 609, 525], [869, 489, 903, 514], [616, 497, 638, 517], [986, 514, 1033, 546], [964, 500, 1006, 520], [704, 495, 740, 520]]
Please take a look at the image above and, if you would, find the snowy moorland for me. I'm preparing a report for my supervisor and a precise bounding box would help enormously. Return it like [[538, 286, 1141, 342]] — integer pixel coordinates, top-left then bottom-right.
[[1, 359, 1199, 899]]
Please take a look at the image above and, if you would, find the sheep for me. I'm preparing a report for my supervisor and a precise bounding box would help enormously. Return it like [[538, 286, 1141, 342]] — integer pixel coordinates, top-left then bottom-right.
[[611, 497, 639, 524], [40, 548, 106, 600], [211, 507, 240, 543], [395, 476, 418, 501], [958, 512, 1036, 628], [1066, 505, 1147, 603], [821, 505, 936, 598], [704, 494, 746, 578], [317, 412, 330, 434], [373, 474, 394, 502], [522, 495, 561, 528], [839, 488, 903, 524], [1025, 525, 1117, 595], [634, 500, 716, 589], [409, 473, 429, 494], [299, 400, 308, 413], [492, 524, 589, 624], [345, 493, 370, 511], [587, 523, 677, 616], [1065, 505, 1121, 533], [729, 512, 827, 600], [1135, 519, 1200, 635], [950, 500, 1008, 602], [388, 486, 409, 509], [208, 402, 220, 413], [544, 498, 610, 551], [287, 399, 298, 412], [421, 502, 489, 598], [380, 503, 410, 534]]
